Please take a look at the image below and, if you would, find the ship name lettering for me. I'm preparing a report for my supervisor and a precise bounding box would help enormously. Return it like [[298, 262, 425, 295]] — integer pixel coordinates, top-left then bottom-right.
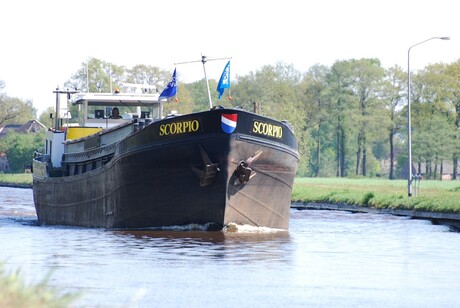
[[252, 121, 283, 139], [159, 120, 200, 136]]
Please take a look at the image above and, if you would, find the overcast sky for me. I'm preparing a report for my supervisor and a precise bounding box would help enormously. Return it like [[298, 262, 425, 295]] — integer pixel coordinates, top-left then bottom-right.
[[1, 0, 459, 114]]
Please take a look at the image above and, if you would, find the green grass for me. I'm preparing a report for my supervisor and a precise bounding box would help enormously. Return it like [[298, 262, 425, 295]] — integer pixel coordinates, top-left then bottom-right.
[[1, 173, 460, 213], [0, 173, 32, 186], [293, 177, 460, 213], [0, 264, 79, 308]]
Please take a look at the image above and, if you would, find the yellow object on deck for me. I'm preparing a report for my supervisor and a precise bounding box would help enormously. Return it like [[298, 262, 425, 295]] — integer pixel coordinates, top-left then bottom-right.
[[66, 127, 102, 140]]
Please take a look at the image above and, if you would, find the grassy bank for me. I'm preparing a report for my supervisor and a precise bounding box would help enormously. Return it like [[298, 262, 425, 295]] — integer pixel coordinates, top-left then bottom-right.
[[2, 173, 460, 213], [0, 173, 32, 186], [0, 264, 78, 308], [293, 177, 460, 213]]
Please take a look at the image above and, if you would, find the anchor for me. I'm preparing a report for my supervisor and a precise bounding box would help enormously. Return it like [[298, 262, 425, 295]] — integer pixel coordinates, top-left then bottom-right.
[[234, 150, 263, 185], [190, 144, 220, 187]]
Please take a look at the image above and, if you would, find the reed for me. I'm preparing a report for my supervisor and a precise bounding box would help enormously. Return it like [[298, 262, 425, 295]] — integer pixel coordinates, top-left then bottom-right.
[[0, 264, 79, 308], [292, 177, 460, 213]]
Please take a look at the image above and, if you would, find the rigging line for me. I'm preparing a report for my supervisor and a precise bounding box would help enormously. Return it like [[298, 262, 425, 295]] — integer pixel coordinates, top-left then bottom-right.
[[174, 56, 232, 65], [173, 55, 232, 109]]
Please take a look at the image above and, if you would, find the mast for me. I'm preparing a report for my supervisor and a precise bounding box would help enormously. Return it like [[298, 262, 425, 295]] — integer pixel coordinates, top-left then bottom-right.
[[175, 55, 231, 109], [52, 88, 78, 130], [201, 56, 213, 109]]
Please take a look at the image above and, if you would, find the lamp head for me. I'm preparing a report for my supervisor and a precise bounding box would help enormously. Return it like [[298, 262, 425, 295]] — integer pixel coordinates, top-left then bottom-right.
[[440, 36, 450, 40]]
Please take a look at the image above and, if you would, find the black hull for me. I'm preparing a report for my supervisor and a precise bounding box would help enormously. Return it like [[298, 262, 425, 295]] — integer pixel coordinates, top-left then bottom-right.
[[33, 109, 299, 230]]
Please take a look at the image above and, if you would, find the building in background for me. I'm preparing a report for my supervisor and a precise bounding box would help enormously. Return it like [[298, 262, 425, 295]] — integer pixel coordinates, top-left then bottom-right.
[[0, 120, 46, 172]]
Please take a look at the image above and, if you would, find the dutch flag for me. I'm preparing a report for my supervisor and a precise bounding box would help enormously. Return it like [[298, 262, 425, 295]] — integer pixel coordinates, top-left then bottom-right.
[[221, 114, 238, 134]]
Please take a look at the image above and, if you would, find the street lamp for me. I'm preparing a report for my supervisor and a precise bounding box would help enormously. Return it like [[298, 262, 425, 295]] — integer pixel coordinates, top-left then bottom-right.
[[407, 36, 450, 197]]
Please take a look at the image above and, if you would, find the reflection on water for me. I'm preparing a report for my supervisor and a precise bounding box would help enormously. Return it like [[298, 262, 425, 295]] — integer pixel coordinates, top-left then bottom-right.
[[0, 187, 36, 218], [1, 186, 460, 307], [113, 229, 291, 264]]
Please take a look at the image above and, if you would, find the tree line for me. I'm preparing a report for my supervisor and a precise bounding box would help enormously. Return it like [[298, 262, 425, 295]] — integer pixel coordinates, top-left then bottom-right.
[[1, 57, 460, 179], [0, 81, 40, 172]]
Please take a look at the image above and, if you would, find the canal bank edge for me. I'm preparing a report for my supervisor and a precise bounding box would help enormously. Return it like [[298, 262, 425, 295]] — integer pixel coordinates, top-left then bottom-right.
[[292, 202, 460, 231], [2, 183, 460, 230], [0, 182, 32, 189]]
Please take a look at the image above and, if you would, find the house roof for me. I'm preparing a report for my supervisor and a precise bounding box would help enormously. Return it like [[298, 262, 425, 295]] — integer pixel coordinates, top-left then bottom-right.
[[0, 120, 46, 139]]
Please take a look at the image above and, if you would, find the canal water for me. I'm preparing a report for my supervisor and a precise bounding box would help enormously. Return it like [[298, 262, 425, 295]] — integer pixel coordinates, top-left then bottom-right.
[[1, 186, 459, 307]]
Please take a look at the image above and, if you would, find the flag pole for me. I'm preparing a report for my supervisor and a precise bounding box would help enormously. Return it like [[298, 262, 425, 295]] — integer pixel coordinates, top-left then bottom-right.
[[175, 55, 232, 110], [201, 55, 213, 109]]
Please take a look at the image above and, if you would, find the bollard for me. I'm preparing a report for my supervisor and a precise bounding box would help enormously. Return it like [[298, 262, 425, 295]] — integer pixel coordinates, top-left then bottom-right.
[[412, 174, 421, 196]]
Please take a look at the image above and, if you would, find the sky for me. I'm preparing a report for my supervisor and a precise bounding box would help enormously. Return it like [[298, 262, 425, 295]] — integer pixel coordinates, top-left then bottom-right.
[[1, 0, 459, 115]]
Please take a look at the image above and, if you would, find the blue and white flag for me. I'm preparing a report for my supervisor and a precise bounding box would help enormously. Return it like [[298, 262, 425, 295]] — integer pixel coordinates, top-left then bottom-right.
[[159, 68, 177, 100], [216, 61, 230, 100]]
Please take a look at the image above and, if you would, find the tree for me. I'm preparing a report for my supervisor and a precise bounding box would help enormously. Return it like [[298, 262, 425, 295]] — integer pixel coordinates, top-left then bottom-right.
[[412, 113, 455, 179], [231, 62, 311, 175], [348, 58, 385, 176], [0, 131, 44, 172], [65, 57, 125, 93], [381, 65, 406, 179], [0, 81, 36, 126], [444, 60, 460, 179], [13, 55, 459, 179], [326, 60, 356, 177], [38, 107, 56, 128], [64, 58, 177, 121], [299, 64, 330, 177], [127, 64, 169, 87], [184, 79, 217, 112], [163, 83, 195, 115], [409, 64, 458, 179], [232, 62, 301, 118]]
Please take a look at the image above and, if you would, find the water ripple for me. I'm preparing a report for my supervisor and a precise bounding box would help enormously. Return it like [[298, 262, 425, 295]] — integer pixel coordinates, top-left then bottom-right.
[[1, 187, 460, 307]]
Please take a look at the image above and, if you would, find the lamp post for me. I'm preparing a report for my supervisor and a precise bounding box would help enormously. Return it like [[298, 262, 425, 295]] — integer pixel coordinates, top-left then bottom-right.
[[407, 36, 450, 197]]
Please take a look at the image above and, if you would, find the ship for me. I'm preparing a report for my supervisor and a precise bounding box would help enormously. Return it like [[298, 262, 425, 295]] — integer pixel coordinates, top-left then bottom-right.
[[32, 74, 299, 230]]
